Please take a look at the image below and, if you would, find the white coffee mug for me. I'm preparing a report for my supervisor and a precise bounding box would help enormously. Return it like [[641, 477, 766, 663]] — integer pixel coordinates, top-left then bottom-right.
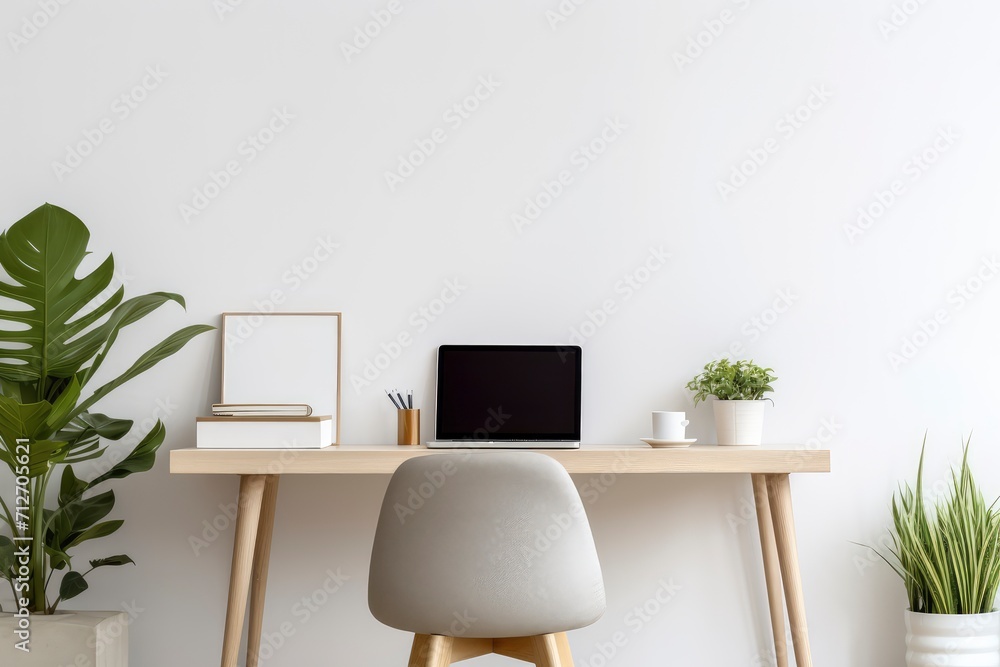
[[653, 411, 689, 441]]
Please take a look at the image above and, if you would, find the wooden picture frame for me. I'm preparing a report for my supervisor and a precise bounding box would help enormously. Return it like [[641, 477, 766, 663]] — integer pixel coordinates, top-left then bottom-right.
[[220, 312, 342, 444]]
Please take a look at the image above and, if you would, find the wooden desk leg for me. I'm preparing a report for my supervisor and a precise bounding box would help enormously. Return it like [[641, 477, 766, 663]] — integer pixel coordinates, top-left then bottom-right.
[[751, 474, 788, 667], [221, 475, 268, 667], [766, 473, 814, 667], [247, 475, 280, 667]]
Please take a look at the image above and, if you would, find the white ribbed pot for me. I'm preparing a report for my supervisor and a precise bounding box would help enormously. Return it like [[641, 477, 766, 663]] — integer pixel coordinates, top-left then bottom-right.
[[905, 610, 1000, 667], [712, 400, 766, 445]]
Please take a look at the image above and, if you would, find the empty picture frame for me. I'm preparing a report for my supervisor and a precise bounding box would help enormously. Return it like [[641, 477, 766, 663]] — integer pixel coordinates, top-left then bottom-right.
[[221, 312, 342, 444]]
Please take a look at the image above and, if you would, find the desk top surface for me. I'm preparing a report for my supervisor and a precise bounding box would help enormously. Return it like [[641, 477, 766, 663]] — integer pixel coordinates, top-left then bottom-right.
[[169, 444, 830, 475]]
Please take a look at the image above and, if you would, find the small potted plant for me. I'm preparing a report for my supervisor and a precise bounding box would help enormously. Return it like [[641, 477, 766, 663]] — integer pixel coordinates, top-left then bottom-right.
[[864, 437, 1000, 666], [0, 204, 213, 665], [685, 358, 775, 445]]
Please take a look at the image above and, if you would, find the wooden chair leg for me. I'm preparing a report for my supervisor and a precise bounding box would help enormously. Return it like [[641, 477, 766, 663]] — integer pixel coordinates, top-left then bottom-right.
[[410, 632, 572, 666], [494, 636, 536, 662], [554, 632, 574, 666], [451, 637, 494, 662], [409, 634, 431, 667], [424, 635, 454, 667], [531, 634, 562, 667]]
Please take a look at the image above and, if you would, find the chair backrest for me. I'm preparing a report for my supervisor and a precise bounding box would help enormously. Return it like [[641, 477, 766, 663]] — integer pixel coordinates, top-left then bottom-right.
[[368, 452, 606, 639]]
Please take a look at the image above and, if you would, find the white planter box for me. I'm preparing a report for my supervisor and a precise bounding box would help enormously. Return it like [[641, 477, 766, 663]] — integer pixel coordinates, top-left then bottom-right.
[[905, 610, 1000, 667], [712, 400, 767, 445], [0, 610, 127, 666]]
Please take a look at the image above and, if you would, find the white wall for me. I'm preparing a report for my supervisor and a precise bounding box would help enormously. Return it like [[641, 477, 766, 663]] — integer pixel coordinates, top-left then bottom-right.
[[3, 1, 1000, 665]]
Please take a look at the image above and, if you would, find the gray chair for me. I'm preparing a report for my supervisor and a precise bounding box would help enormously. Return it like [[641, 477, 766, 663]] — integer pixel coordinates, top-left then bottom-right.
[[369, 452, 606, 666]]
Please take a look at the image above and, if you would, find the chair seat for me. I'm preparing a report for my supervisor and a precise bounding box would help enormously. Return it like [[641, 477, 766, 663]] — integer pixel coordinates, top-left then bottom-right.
[[368, 452, 606, 638]]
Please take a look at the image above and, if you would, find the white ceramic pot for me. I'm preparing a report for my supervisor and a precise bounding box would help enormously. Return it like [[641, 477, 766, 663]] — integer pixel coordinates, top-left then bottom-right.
[[0, 610, 128, 666], [905, 610, 1000, 667], [712, 400, 766, 445]]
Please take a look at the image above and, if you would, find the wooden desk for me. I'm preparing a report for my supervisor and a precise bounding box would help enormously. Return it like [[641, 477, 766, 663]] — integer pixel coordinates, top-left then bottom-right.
[[170, 444, 831, 667]]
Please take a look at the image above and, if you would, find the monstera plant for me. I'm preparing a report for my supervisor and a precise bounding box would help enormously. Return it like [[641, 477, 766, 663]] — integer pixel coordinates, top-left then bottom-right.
[[0, 203, 212, 614]]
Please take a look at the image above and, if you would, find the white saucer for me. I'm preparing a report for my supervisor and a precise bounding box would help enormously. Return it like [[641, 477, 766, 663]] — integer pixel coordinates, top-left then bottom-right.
[[641, 437, 697, 448]]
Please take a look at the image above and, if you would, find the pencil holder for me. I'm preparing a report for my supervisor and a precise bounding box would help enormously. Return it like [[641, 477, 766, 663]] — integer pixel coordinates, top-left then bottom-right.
[[397, 409, 420, 446]]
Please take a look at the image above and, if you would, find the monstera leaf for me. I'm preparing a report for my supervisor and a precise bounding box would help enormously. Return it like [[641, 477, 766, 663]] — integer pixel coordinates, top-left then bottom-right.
[[0, 204, 212, 435], [0, 203, 214, 613], [0, 204, 119, 383]]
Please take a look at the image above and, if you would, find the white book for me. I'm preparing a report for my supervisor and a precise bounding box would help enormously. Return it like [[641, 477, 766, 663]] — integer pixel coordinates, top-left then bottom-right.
[[211, 403, 313, 417], [196, 415, 334, 449]]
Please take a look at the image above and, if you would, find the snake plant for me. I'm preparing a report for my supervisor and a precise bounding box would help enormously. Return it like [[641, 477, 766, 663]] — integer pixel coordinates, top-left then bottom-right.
[[870, 436, 1000, 614]]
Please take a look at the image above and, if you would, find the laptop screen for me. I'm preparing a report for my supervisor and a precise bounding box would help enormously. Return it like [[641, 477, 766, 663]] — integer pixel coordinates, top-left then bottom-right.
[[435, 345, 582, 441]]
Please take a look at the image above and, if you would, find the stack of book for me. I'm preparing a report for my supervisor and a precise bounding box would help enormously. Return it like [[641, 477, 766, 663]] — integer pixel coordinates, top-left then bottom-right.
[[196, 404, 333, 449]]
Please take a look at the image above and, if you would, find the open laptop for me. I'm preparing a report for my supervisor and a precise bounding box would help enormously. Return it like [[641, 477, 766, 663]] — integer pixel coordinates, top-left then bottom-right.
[[427, 344, 582, 449]]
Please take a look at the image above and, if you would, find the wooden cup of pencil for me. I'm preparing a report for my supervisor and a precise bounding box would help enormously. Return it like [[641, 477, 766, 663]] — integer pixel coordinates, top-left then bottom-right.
[[387, 389, 419, 446], [397, 409, 420, 446]]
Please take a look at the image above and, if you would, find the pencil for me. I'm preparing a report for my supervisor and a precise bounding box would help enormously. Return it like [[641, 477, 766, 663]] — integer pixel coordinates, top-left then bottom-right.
[[386, 390, 401, 409]]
